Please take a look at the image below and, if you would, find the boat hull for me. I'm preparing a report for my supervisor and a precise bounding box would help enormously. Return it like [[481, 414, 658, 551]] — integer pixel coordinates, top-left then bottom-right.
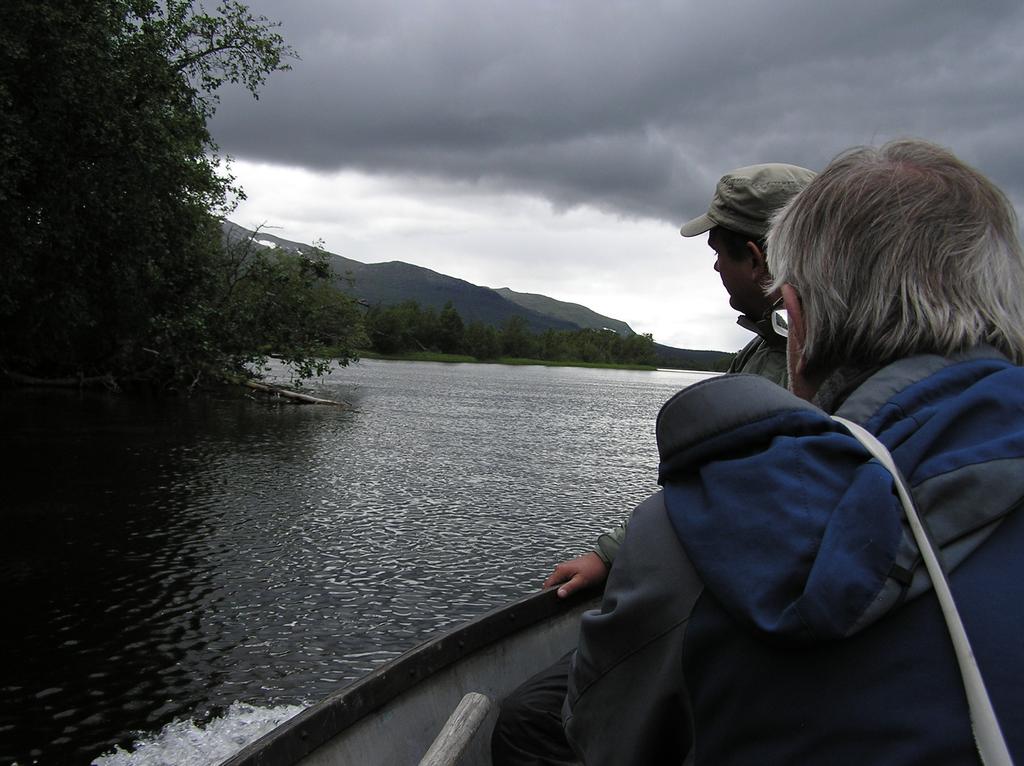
[[222, 587, 598, 766]]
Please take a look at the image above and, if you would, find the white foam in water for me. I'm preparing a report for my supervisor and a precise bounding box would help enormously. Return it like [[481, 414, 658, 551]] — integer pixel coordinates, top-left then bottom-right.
[[92, 701, 306, 766]]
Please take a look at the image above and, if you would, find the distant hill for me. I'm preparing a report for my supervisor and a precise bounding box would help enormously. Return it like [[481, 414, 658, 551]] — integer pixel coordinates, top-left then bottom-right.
[[654, 343, 733, 371], [332, 261, 581, 333], [494, 288, 634, 336], [224, 222, 577, 333], [223, 221, 733, 370]]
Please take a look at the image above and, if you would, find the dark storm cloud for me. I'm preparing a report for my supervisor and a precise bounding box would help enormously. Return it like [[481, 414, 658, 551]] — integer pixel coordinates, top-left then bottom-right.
[[210, 0, 1024, 222]]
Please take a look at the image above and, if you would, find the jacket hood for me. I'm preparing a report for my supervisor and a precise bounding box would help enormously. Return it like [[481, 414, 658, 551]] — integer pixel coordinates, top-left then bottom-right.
[[657, 350, 1024, 644]]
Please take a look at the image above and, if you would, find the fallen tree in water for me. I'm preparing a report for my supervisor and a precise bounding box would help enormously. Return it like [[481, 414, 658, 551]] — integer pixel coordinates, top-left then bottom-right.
[[241, 379, 352, 407]]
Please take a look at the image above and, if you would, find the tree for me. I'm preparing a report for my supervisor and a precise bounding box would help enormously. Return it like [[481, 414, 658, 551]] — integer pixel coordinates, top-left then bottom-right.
[[537, 329, 572, 362], [0, 1, 354, 388], [411, 304, 440, 351], [500, 316, 535, 358], [437, 301, 465, 354], [207, 231, 367, 381], [365, 301, 430, 354], [621, 332, 657, 366], [364, 304, 407, 354], [464, 322, 502, 360]]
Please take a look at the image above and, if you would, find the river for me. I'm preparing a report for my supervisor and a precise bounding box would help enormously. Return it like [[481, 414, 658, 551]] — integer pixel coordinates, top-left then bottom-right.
[[0, 359, 711, 765]]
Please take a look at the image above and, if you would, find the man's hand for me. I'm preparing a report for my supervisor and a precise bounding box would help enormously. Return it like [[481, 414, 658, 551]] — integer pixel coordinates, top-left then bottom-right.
[[543, 552, 609, 598]]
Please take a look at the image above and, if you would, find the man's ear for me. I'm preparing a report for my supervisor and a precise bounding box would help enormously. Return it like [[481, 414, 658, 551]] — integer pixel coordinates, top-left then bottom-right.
[[782, 283, 819, 400], [745, 240, 769, 282]]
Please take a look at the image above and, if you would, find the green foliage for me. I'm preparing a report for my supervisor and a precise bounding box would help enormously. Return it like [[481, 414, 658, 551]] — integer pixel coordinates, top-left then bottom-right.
[[500, 316, 536, 359], [437, 301, 465, 354], [652, 344, 736, 371], [361, 350, 478, 364], [366, 301, 461, 356], [160, 0, 292, 118], [463, 322, 502, 360], [0, 1, 353, 389], [708, 354, 736, 372], [365, 300, 657, 367], [194, 232, 366, 381]]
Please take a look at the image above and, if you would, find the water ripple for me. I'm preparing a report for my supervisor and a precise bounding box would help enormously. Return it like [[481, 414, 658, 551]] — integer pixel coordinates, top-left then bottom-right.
[[0, 361, 711, 765]]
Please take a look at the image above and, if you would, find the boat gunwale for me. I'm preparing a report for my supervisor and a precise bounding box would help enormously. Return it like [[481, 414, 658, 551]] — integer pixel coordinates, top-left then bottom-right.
[[220, 586, 596, 766]]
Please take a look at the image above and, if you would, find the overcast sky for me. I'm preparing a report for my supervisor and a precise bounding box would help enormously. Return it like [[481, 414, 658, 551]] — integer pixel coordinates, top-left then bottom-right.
[[210, 0, 1024, 351]]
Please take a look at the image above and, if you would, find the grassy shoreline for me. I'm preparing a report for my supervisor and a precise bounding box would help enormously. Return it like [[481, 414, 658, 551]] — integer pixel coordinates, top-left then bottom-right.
[[353, 350, 660, 371]]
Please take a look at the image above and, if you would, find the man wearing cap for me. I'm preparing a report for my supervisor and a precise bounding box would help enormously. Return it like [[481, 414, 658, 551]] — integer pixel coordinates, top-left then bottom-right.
[[681, 163, 818, 386], [491, 164, 814, 766]]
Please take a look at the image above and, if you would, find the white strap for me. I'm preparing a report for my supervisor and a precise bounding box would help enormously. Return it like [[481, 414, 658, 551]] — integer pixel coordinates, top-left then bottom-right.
[[832, 416, 1012, 766]]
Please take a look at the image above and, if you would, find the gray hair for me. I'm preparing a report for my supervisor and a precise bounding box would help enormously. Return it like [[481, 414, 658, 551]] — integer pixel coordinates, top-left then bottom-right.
[[768, 139, 1024, 373]]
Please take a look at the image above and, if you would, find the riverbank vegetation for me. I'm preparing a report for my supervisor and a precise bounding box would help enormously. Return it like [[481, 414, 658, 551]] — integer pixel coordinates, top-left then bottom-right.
[[357, 350, 658, 371], [363, 300, 658, 367], [0, 1, 363, 392]]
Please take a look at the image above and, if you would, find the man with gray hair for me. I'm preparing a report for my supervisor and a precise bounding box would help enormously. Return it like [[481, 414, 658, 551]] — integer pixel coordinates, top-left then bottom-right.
[[563, 139, 1024, 764]]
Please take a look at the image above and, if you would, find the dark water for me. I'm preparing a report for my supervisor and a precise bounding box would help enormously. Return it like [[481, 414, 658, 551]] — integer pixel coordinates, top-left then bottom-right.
[[0, 360, 708, 765]]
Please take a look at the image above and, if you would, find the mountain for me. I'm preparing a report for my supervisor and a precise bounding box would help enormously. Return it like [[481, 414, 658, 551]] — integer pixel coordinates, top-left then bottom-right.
[[224, 222, 578, 333], [331, 261, 580, 333], [493, 288, 634, 336], [222, 222, 734, 369]]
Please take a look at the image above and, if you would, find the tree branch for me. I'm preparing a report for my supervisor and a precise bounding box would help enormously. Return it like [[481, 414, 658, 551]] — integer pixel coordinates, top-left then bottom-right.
[[243, 380, 352, 407]]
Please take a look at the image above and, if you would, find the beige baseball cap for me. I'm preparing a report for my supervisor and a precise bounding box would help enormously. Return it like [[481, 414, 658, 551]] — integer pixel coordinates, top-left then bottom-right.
[[680, 163, 816, 240]]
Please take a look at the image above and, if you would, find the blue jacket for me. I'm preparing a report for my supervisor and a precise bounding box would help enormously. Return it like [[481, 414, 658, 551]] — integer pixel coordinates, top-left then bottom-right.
[[565, 349, 1024, 765]]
